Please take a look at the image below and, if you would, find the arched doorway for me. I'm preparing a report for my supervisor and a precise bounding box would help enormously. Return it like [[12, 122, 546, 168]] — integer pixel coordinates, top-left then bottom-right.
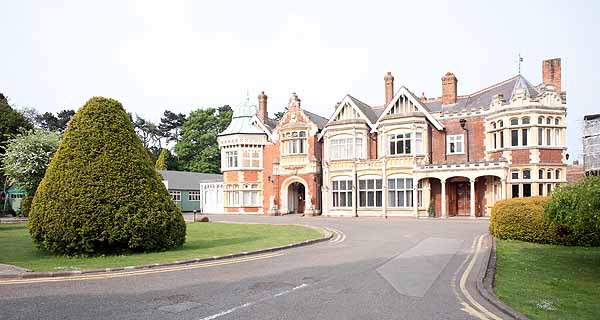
[[287, 182, 306, 214]]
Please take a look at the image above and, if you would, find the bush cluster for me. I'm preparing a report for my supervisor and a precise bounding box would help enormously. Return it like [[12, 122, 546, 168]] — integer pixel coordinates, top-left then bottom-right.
[[20, 195, 33, 217], [489, 197, 563, 244], [28, 97, 186, 255], [545, 176, 600, 246]]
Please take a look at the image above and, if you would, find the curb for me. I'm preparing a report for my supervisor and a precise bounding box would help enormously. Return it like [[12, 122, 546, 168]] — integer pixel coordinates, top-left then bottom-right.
[[476, 235, 528, 320], [0, 224, 332, 280]]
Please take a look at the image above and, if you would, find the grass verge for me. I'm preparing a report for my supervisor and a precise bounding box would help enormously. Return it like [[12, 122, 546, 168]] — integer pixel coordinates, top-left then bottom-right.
[[0, 222, 322, 272], [495, 240, 600, 320]]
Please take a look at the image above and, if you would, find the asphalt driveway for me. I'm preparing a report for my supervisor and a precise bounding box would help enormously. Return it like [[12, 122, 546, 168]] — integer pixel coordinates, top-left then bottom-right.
[[0, 215, 502, 320]]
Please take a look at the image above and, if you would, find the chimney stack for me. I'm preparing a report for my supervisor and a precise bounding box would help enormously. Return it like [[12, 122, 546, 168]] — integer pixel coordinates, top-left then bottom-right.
[[258, 91, 268, 122], [441, 72, 458, 105], [384, 72, 394, 105], [542, 58, 562, 93]]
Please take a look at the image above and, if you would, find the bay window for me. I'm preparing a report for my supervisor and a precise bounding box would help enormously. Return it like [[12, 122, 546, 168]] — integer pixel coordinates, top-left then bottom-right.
[[332, 179, 353, 208], [283, 131, 307, 155], [225, 150, 238, 168], [388, 133, 411, 155], [388, 177, 414, 208], [331, 136, 363, 160], [358, 178, 382, 207], [225, 184, 260, 207], [241, 147, 261, 168]]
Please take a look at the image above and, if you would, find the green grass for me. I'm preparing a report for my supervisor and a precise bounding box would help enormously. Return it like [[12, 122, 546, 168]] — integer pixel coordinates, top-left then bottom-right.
[[495, 240, 600, 320], [0, 222, 322, 272]]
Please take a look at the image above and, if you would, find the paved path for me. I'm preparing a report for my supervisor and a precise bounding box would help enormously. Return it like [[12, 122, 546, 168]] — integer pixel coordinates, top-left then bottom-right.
[[0, 215, 505, 320]]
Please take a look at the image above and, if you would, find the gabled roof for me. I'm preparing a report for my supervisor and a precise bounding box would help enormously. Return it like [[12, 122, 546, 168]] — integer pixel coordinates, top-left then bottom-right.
[[303, 109, 328, 129], [158, 170, 223, 191], [347, 95, 379, 123], [423, 75, 540, 113], [375, 86, 444, 130], [325, 94, 378, 129]]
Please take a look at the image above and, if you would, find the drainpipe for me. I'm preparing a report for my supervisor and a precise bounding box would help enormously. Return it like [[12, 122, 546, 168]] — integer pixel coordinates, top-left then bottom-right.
[[460, 118, 470, 162]]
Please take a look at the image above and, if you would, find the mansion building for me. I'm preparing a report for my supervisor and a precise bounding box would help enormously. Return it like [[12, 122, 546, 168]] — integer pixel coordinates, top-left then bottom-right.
[[217, 58, 567, 218]]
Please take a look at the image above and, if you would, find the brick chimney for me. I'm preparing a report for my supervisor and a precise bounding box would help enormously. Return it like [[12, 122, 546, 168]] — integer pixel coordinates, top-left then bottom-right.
[[258, 91, 268, 122], [542, 58, 561, 93], [441, 72, 458, 105], [384, 72, 394, 105]]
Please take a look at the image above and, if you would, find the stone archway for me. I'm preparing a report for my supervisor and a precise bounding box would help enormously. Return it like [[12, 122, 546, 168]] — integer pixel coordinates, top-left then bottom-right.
[[280, 176, 312, 215]]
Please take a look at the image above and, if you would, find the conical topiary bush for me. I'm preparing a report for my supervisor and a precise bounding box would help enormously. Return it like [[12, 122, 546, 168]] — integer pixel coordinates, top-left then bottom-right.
[[28, 97, 186, 255]]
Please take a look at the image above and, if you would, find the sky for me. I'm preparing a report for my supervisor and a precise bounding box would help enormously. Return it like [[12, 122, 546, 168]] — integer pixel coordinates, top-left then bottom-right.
[[1, 0, 597, 161]]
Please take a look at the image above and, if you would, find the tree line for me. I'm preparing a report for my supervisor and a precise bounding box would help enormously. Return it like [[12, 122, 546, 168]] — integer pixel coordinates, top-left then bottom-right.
[[1, 92, 232, 214]]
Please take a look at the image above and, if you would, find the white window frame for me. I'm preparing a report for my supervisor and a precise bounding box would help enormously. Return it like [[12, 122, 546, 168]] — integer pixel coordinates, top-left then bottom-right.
[[387, 177, 414, 208], [188, 191, 201, 201], [332, 179, 353, 208], [170, 191, 181, 202], [282, 131, 307, 155], [447, 134, 464, 154], [330, 136, 364, 160], [388, 132, 412, 155], [241, 147, 262, 168], [225, 150, 238, 169], [225, 184, 260, 207], [358, 178, 383, 208]]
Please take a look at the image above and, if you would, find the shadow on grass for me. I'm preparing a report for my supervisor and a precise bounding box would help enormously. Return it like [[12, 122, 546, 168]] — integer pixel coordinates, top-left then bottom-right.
[[0, 223, 29, 231]]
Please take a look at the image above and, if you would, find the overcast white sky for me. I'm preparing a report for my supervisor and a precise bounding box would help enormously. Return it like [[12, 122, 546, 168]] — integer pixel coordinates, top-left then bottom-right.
[[1, 0, 597, 160]]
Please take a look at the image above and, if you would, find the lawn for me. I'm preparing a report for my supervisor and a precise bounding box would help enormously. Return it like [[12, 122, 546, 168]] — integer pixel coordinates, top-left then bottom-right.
[[495, 240, 600, 320], [0, 222, 322, 272]]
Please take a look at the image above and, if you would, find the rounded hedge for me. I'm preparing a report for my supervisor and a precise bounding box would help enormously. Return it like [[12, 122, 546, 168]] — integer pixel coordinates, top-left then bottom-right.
[[28, 97, 186, 255], [489, 197, 562, 244]]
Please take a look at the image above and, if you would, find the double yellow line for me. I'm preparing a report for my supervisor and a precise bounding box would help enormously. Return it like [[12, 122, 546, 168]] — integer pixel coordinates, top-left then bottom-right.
[[0, 252, 284, 285]]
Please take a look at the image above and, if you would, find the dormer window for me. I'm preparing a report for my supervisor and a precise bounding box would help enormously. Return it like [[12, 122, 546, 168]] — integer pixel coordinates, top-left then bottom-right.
[[283, 130, 307, 155]]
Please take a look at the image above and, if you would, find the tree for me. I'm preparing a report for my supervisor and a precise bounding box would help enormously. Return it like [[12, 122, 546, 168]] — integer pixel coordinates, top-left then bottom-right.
[[1, 129, 60, 193], [174, 107, 232, 173], [274, 106, 288, 121], [55, 109, 76, 132], [159, 110, 186, 143], [133, 115, 162, 160], [36, 112, 60, 131], [28, 96, 186, 255], [155, 148, 168, 170], [1, 94, 33, 206]]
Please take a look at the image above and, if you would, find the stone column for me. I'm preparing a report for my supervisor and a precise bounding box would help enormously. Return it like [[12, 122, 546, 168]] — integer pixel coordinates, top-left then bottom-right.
[[470, 178, 476, 218], [501, 179, 506, 199], [441, 178, 447, 219], [413, 178, 419, 218], [382, 158, 387, 218]]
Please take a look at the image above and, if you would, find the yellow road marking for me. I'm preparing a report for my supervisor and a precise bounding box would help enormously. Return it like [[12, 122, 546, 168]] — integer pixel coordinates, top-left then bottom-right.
[[0, 252, 284, 285], [459, 235, 503, 320]]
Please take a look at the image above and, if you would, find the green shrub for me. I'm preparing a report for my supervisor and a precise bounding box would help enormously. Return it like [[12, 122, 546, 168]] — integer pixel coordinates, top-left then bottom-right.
[[489, 197, 563, 244], [545, 176, 600, 246], [28, 97, 186, 255], [20, 195, 33, 217]]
